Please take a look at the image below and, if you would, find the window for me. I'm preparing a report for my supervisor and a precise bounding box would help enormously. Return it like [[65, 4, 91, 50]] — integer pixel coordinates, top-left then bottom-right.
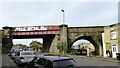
[[37, 58, 46, 65], [53, 59, 77, 67], [112, 45, 117, 52], [16, 52, 20, 56], [37, 58, 53, 68], [110, 30, 117, 39], [21, 52, 34, 55]]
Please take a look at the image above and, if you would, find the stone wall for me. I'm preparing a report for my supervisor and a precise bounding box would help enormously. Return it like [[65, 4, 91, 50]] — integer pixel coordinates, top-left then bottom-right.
[[0, 30, 2, 54], [49, 35, 59, 55], [118, 24, 120, 53], [2, 27, 13, 54]]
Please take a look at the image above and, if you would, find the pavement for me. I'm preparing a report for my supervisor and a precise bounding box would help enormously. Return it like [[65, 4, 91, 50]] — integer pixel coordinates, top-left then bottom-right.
[[2, 54, 16, 66], [86, 56, 119, 63]]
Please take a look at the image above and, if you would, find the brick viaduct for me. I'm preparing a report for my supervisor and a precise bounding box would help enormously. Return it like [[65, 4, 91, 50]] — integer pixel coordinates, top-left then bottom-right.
[[1, 24, 105, 56]]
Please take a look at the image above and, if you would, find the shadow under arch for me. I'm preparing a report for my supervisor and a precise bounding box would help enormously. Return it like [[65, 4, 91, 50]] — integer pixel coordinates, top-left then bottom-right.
[[71, 36, 100, 55]]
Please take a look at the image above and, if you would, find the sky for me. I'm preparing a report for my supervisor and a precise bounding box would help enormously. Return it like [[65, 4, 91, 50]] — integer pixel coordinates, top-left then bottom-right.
[[0, 0, 119, 46], [13, 39, 43, 46]]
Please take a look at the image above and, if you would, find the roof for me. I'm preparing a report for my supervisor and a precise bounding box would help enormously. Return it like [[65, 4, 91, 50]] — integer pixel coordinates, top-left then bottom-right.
[[39, 56, 73, 62], [106, 23, 120, 27]]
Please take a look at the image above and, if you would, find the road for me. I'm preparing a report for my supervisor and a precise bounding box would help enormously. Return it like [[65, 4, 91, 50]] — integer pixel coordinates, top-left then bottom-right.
[[0, 53, 2, 68], [72, 56, 118, 66], [1, 54, 119, 68]]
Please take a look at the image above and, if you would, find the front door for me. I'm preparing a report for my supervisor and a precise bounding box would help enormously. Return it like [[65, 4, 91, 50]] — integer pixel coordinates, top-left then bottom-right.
[[112, 45, 118, 58]]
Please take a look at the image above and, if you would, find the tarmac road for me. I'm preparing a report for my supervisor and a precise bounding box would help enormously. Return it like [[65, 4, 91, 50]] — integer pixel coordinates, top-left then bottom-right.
[[72, 56, 118, 66], [1, 54, 120, 68]]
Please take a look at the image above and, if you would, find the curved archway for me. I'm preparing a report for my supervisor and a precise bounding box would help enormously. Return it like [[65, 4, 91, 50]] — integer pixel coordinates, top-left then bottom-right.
[[71, 36, 101, 55]]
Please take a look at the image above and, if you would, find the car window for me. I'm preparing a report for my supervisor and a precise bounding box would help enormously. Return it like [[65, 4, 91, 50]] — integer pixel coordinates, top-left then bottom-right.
[[45, 60, 53, 68], [37, 58, 46, 65], [53, 59, 77, 68], [21, 52, 34, 55], [37, 58, 53, 68], [16, 52, 20, 56], [33, 58, 39, 63]]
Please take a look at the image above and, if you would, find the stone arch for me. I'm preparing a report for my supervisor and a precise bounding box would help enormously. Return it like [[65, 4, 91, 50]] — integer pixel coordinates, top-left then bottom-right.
[[70, 36, 102, 55]]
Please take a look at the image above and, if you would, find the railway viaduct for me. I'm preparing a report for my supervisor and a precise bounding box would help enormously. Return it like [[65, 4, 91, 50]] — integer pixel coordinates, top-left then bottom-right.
[[1, 24, 105, 56]]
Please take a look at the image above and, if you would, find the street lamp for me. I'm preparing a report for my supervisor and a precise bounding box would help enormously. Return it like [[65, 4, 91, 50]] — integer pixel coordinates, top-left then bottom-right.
[[61, 9, 66, 55], [61, 9, 65, 24]]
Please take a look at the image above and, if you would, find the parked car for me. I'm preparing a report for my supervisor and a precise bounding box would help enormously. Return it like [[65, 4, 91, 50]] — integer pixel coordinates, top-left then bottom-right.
[[76, 49, 87, 55], [26, 56, 78, 68], [11, 49, 23, 59], [8, 48, 15, 56], [39, 53, 57, 56], [14, 51, 36, 66]]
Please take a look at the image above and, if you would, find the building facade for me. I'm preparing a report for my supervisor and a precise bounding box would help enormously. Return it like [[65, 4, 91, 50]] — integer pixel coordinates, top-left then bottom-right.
[[103, 23, 120, 58]]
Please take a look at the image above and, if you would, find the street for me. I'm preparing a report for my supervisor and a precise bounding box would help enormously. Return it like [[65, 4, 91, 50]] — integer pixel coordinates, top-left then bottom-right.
[[0, 53, 2, 68], [1, 54, 119, 68], [72, 56, 118, 66]]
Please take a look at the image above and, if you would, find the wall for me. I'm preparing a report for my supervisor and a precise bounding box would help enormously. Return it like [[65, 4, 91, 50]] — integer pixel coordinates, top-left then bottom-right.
[[49, 35, 59, 55]]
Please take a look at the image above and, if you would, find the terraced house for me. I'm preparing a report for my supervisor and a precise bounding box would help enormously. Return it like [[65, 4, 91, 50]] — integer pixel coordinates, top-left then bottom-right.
[[103, 23, 120, 58]]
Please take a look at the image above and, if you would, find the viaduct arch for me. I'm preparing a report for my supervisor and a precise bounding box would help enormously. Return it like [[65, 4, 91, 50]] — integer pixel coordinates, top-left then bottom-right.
[[67, 26, 104, 55]]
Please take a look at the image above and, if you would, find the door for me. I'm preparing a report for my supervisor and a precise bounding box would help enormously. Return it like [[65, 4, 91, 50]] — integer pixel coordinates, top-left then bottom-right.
[[112, 45, 118, 58]]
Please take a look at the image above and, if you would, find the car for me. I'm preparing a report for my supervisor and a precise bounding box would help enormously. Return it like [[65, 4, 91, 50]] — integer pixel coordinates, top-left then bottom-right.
[[8, 48, 15, 56], [10, 49, 23, 59], [38, 53, 57, 56], [76, 49, 87, 55], [14, 51, 36, 67], [26, 56, 78, 68]]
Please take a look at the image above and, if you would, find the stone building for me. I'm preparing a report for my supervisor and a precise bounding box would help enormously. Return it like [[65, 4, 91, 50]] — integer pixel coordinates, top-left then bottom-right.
[[79, 43, 95, 52], [103, 23, 120, 58]]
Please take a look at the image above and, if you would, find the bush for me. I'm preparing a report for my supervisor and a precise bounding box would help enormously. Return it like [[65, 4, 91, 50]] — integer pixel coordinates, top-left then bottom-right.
[[69, 49, 77, 55]]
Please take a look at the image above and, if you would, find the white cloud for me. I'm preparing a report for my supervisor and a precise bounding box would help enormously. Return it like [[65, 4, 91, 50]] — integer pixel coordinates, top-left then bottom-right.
[[66, 2, 118, 26], [82, 5, 117, 26], [0, 2, 85, 28], [13, 39, 43, 46]]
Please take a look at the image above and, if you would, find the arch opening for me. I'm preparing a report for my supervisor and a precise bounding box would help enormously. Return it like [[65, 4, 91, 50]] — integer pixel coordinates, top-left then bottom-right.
[[12, 38, 43, 51], [71, 36, 100, 56]]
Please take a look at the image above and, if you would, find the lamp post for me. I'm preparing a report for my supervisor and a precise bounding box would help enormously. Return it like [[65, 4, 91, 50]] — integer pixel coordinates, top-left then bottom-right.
[[61, 9, 66, 55], [61, 10, 65, 24]]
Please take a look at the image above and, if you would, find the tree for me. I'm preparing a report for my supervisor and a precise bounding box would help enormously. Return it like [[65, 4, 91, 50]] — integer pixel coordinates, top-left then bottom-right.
[[93, 32, 102, 55], [14, 44, 27, 50], [56, 41, 67, 55], [29, 41, 43, 51], [56, 42, 64, 53], [2, 30, 12, 54], [93, 32, 102, 44]]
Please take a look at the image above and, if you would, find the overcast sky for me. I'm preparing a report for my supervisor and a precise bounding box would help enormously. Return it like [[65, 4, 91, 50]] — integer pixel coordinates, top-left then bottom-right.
[[0, 0, 119, 28], [0, 0, 119, 45]]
